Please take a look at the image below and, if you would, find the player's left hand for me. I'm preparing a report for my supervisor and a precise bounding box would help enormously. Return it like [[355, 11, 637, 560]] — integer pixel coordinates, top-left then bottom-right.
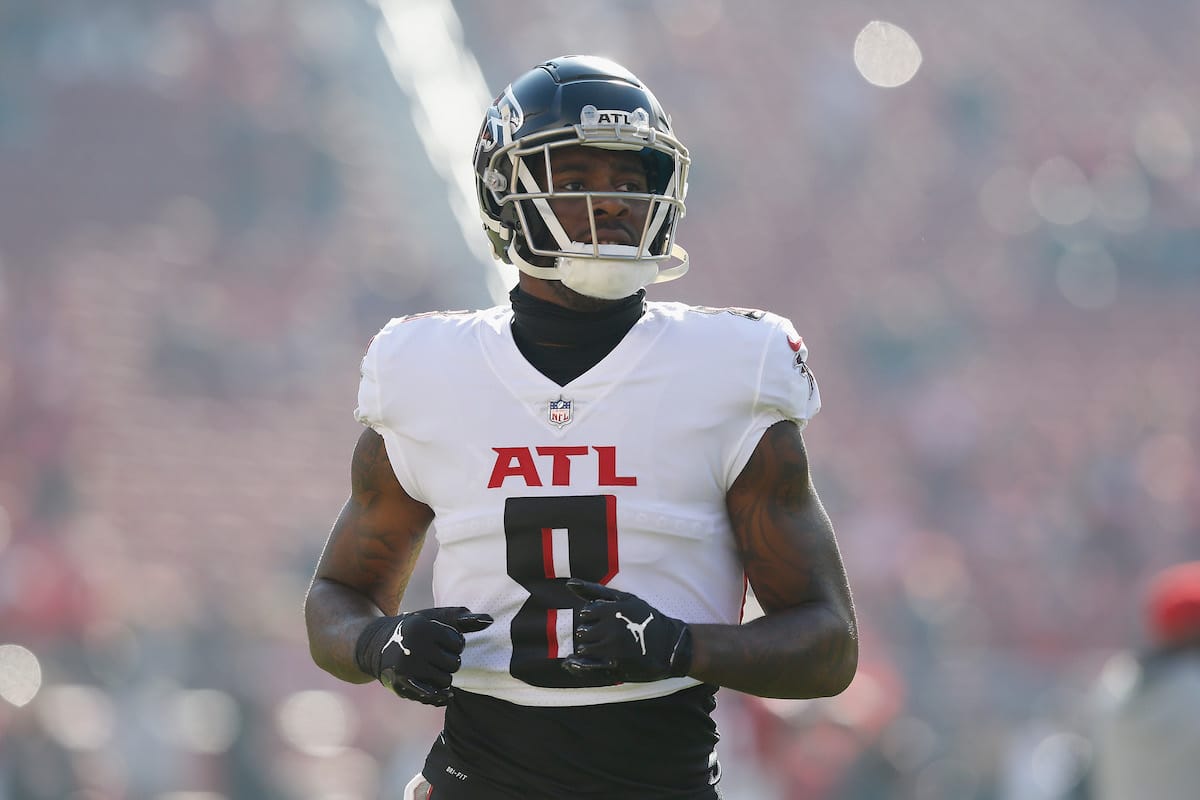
[[561, 579, 693, 683]]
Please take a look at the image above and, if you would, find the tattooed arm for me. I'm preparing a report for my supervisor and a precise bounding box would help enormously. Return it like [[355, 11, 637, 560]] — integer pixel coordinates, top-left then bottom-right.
[[687, 420, 858, 698], [304, 428, 434, 683]]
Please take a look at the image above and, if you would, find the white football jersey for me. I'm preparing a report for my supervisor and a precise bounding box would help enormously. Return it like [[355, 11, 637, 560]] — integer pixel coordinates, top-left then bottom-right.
[[355, 301, 820, 706]]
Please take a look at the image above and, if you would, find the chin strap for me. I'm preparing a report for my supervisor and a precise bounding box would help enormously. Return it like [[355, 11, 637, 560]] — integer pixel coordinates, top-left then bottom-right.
[[507, 240, 688, 286], [649, 243, 689, 284]]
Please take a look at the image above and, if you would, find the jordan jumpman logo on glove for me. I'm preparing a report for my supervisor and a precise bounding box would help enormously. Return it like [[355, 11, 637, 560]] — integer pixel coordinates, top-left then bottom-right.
[[355, 607, 493, 706], [614, 611, 654, 655], [562, 579, 692, 683]]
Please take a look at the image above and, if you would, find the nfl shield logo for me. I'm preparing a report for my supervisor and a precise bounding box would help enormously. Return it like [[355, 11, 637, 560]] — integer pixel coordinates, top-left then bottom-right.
[[548, 396, 573, 428]]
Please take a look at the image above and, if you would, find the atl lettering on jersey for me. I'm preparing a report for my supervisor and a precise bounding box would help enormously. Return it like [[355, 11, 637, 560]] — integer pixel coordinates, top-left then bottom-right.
[[488, 446, 637, 488]]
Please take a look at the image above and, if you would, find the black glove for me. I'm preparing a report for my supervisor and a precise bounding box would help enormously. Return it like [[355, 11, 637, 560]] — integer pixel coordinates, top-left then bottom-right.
[[561, 579, 693, 683], [354, 607, 493, 706]]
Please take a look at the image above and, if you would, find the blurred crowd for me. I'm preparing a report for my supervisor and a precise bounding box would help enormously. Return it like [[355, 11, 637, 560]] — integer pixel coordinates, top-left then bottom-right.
[[1, 1, 1197, 798]]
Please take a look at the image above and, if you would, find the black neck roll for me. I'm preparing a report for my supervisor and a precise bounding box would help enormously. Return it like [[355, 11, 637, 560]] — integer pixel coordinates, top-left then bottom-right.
[[509, 287, 646, 386]]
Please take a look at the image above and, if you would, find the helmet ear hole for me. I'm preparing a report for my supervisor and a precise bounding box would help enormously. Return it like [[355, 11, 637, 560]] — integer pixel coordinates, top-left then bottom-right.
[[485, 227, 512, 264]]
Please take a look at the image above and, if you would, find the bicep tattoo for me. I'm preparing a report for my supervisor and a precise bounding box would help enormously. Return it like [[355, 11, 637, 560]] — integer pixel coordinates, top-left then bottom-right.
[[336, 428, 430, 611], [350, 428, 395, 504], [728, 421, 832, 611]]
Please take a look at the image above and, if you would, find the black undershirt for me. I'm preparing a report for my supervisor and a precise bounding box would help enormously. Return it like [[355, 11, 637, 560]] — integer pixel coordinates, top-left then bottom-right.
[[509, 286, 646, 386]]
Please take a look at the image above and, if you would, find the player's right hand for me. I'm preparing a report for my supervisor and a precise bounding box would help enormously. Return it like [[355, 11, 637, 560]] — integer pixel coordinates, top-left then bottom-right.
[[354, 607, 493, 706]]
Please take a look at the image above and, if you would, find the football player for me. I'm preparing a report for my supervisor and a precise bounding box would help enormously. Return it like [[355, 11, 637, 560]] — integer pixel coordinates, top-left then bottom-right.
[[305, 55, 858, 799]]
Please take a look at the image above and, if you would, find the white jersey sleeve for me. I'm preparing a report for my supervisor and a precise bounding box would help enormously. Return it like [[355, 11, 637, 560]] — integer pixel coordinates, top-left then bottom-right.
[[354, 318, 420, 500], [354, 328, 387, 429], [726, 312, 822, 488], [354, 313, 471, 505]]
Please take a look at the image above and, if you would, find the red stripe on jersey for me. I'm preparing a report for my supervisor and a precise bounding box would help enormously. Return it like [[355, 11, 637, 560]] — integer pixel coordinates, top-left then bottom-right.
[[546, 607, 558, 659], [600, 494, 619, 584], [541, 527, 555, 578]]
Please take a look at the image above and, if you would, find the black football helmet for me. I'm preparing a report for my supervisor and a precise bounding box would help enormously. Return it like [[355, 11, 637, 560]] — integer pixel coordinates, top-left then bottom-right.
[[472, 55, 690, 294]]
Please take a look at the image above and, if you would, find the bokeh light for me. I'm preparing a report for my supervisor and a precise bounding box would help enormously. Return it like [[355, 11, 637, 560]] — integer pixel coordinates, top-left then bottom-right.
[[854, 21, 923, 88], [276, 690, 358, 757], [1134, 107, 1195, 180], [1030, 156, 1093, 226], [0, 644, 42, 707], [166, 689, 242, 754], [36, 685, 116, 751], [1091, 156, 1151, 233]]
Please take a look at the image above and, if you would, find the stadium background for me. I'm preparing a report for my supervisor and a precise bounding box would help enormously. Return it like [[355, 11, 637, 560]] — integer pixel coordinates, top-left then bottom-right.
[[1, 1, 1197, 797]]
